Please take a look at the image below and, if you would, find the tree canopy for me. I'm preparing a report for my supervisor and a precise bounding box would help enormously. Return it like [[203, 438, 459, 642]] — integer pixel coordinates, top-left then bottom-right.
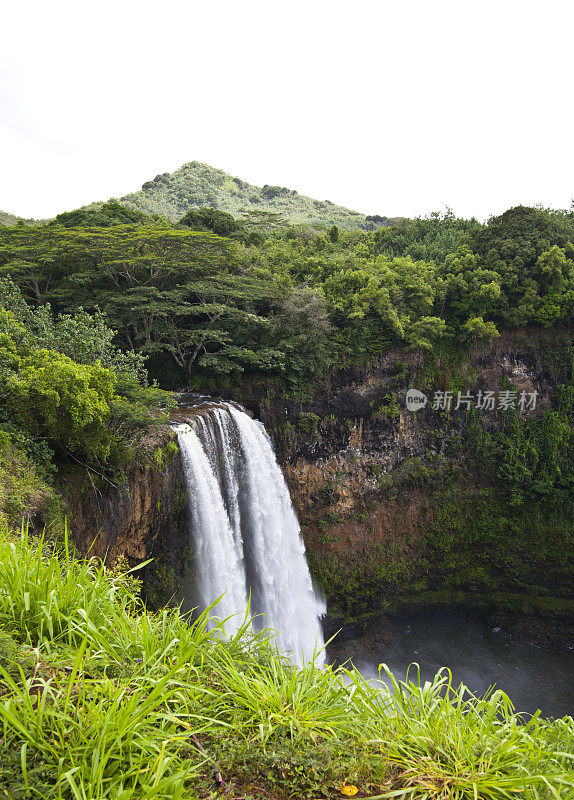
[[0, 203, 572, 393]]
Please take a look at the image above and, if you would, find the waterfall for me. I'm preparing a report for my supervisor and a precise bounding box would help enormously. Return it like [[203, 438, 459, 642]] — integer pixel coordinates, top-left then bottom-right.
[[176, 422, 249, 628], [175, 402, 325, 665]]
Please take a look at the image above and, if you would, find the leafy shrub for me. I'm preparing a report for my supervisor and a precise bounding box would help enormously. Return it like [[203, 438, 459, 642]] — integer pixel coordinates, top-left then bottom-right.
[[6, 350, 116, 462], [0, 435, 56, 526], [297, 411, 320, 435], [0, 279, 172, 468]]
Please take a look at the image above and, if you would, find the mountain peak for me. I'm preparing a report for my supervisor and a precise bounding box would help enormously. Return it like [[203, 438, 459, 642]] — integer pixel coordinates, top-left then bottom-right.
[[120, 161, 390, 231]]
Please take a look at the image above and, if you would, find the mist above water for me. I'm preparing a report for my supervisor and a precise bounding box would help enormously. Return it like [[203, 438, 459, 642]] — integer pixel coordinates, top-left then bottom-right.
[[337, 609, 574, 719]]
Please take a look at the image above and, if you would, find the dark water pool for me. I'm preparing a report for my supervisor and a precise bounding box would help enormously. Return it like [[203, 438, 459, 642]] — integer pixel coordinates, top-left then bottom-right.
[[331, 610, 574, 719]]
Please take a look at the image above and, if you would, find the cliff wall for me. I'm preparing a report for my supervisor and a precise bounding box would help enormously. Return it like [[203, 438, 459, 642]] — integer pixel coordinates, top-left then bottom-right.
[[56, 428, 190, 607], [221, 329, 574, 645], [55, 329, 573, 646]]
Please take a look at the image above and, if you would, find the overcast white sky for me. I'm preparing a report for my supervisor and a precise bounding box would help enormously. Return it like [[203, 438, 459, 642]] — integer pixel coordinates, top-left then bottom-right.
[[1, 1, 572, 222]]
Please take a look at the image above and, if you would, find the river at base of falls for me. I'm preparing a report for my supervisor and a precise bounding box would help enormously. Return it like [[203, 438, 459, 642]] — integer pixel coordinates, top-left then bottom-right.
[[328, 609, 574, 719]]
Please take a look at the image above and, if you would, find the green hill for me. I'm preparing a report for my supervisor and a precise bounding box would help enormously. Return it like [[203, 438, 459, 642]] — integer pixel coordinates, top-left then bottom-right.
[[0, 211, 19, 227], [1, 162, 393, 231], [120, 161, 391, 231], [0, 210, 29, 227], [0, 210, 46, 227]]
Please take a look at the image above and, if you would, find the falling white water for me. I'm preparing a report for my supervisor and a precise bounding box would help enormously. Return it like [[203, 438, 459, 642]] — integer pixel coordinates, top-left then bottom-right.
[[176, 423, 249, 632], [175, 403, 325, 664]]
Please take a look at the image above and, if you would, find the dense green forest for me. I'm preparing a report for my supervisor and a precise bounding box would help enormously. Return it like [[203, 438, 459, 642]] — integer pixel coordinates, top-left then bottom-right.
[[1, 202, 572, 394], [0, 200, 572, 519]]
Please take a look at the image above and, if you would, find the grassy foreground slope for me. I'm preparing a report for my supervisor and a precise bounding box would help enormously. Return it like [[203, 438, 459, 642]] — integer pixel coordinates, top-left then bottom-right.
[[120, 161, 391, 230], [0, 529, 572, 800]]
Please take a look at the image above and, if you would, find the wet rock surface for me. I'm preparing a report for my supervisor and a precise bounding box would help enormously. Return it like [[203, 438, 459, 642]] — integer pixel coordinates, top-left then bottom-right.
[[57, 427, 190, 607]]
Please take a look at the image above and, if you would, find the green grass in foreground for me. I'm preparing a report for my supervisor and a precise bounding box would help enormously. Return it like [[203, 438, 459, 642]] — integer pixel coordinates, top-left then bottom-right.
[[0, 529, 572, 799]]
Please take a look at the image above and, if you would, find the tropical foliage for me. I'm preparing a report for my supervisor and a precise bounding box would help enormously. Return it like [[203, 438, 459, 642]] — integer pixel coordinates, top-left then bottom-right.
[[0, 204, 572, 395], [0, 529, 571, 800], [0, 277, 172, 491]]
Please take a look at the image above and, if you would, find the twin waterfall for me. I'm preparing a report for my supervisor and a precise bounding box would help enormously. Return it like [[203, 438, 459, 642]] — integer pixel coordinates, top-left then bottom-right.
[[175, 402, 325, 665]]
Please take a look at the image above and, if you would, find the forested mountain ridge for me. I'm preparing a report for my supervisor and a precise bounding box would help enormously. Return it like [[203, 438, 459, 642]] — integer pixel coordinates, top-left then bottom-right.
[[119, 161, 393, 230], [1, 161, 393, 231]]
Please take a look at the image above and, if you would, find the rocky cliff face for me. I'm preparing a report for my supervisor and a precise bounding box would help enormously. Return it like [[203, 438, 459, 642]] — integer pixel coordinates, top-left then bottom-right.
[[225, 332, 554, 518], [56, 428, 191, 607], [219, 329, 573, 645]]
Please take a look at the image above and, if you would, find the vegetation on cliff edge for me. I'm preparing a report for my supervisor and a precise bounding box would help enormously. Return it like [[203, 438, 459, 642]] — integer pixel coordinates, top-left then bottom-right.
[[0, 278, 173, 526], [0, 203, 571, 397]]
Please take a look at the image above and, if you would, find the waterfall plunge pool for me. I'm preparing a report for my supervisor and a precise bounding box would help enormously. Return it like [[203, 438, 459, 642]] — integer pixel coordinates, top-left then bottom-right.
[[327, 609, 574, 719]]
